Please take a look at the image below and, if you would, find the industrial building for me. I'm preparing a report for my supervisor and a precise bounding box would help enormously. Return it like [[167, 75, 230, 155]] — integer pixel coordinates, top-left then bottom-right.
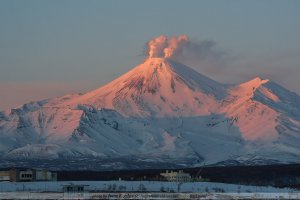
[[0, 168, 57, 182], [160, 170, 191, 182]]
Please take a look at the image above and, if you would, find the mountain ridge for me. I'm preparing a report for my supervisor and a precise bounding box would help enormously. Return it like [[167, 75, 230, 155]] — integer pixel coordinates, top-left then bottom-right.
[[1, 58, 300, 169]]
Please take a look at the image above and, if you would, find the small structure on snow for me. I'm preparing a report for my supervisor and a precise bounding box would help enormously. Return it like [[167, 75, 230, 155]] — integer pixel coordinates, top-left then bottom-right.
[[160, 170, 191, 182]]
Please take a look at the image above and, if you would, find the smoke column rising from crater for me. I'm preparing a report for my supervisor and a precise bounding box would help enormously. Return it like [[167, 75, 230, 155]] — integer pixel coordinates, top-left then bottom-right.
[[146, 35, 189, 59], [145, 35, 227, 66]]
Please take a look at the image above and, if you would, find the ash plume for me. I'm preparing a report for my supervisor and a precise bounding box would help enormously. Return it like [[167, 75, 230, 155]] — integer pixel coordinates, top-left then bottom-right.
[[146, 35, 189, 59], [145, 35, 227, 62], [145, 35, 234, 81]]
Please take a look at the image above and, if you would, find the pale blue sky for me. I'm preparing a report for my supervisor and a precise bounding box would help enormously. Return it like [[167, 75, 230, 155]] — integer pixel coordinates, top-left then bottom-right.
[[0, 0, 300, 109]]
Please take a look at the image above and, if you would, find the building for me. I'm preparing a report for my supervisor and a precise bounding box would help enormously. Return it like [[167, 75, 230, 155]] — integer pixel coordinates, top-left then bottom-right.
[[0, 169, 18, 182], [62, 183, 89, 199], [19, 169, 34, 181], [0, 170, 12, 181], [160, 170, 191, 182], [0, 168, 57, 182], [35, 169, 57, 181], [63, 183, 89, 193]]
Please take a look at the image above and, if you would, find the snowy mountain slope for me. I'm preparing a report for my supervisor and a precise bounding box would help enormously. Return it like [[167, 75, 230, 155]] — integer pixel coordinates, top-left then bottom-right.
[[1, 58, 300, 169], [54, 58, 226, 117], [219, 77, 280, 141]]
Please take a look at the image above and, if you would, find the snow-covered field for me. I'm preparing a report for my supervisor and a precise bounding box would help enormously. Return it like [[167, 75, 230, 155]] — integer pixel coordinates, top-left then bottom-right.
[[0, 181, 297, 193], [1, 192, 300, 200], [0, 181, 299, 199]]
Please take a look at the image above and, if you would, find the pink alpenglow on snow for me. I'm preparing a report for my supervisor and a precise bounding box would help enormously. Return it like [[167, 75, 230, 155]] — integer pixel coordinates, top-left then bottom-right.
[[223, 77, 279, 141]]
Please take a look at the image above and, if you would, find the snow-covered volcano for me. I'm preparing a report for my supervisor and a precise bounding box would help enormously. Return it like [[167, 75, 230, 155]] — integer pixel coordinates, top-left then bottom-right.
[[49, 58, 225, 117], [1, 57, 300, 170]]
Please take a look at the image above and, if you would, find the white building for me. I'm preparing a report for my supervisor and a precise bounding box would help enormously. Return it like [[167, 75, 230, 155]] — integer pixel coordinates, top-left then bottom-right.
[[35, 169, 57, 181], [19, 169, 34, 181], [160, 170, 191, 182]]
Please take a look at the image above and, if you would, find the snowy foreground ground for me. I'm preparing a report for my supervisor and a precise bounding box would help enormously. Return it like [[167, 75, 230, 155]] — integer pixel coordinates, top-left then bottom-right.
[[0, 181, 300, 199]]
